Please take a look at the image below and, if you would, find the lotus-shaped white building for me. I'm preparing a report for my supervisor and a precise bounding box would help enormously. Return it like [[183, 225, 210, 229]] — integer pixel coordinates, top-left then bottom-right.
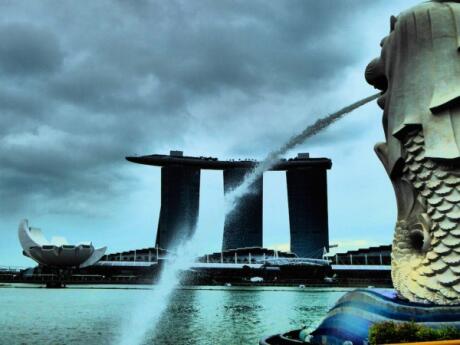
[[18, 219, 107, 268]]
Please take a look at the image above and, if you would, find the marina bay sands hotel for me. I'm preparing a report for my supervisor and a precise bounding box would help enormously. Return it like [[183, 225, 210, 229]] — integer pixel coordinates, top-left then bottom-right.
[[127, 151, 331, 258]]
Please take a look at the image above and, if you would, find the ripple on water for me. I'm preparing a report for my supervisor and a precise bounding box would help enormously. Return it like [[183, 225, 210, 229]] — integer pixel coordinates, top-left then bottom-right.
[[0, 286, 349, 345]]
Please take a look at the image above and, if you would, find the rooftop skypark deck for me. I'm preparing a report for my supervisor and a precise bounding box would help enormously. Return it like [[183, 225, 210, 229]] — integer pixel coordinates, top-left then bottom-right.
[[126, 151, 332, 170], [127, 150, 331, 258]]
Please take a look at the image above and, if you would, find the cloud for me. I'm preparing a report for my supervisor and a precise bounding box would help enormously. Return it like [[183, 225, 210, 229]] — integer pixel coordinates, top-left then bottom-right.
[[0, 0, 426, 266], [0, 23, 63, 76], [0, 0, 390, 218]]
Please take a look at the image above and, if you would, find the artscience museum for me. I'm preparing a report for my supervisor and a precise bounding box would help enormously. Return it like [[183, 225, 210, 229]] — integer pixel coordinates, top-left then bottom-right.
[[18, 219, 107, 268]]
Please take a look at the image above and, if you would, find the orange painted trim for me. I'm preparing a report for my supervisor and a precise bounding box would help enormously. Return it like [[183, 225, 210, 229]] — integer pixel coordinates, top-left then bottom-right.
[[385, 340, 460, 345]]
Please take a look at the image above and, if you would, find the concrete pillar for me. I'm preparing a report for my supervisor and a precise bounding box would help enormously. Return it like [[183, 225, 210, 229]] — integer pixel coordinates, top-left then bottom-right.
[[286, 167, 329, 258], [156, 166, 200, 250], [222, 168, 263, 250]]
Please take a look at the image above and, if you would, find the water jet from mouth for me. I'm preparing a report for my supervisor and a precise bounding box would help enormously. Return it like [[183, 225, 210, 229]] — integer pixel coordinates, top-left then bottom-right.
[[115, 92, 379, 345], [224, 93, 380, 216]]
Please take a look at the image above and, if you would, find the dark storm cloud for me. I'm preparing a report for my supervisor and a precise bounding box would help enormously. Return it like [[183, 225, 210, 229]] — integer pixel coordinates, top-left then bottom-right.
[[109, 0, 367, 95], [0, 23, 63, 76], [0, 0, 384, 216], [0, 86, 47, 118]]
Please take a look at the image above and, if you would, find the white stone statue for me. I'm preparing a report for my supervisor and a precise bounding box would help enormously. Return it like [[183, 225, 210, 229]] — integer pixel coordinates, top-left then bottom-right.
[[366, 0, 460, 304]]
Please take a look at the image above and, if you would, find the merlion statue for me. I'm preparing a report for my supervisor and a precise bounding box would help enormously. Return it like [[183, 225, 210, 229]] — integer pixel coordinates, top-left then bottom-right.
[[259, 2, 460, 343], [366, 0, 460, 304]]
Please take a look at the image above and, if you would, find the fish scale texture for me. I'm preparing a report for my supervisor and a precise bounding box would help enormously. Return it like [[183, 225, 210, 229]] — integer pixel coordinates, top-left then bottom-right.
[[393, 130, 460, 304]]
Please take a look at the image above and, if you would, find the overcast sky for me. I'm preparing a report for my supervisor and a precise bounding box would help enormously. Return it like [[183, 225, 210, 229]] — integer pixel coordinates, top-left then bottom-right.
[[0, 0, 421, 266]]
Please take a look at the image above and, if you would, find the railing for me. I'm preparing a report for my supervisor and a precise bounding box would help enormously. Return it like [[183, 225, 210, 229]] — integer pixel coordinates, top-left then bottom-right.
[[328, 254, 391, 266]]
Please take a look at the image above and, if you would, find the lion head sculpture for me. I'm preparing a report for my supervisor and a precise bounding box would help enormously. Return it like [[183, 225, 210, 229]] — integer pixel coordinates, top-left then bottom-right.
[[366, 1, 460, 304]]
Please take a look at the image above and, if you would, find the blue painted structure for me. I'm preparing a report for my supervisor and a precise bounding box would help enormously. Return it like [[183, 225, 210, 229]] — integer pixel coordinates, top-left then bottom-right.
[[260, 289, 460, 345]]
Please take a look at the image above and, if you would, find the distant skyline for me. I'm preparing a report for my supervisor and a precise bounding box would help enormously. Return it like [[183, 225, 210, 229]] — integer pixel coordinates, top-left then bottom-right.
[[0, 0, 421, 266]]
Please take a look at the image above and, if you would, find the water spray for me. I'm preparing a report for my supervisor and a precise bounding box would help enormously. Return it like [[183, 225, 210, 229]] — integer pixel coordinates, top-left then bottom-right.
[[115, 92, 379, 345], [116, 236, 200, 345], [224, 92, 380, 216]]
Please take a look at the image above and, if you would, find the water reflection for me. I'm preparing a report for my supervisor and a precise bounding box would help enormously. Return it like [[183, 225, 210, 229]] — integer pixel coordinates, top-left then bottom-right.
[[221, 289, 264, 343], [0, 285, 350, 345], [149, 289, 200, 345]]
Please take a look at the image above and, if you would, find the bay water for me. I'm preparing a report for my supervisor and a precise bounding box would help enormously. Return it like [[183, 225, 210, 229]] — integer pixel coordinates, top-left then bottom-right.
[[0, 284, 348, 345]]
